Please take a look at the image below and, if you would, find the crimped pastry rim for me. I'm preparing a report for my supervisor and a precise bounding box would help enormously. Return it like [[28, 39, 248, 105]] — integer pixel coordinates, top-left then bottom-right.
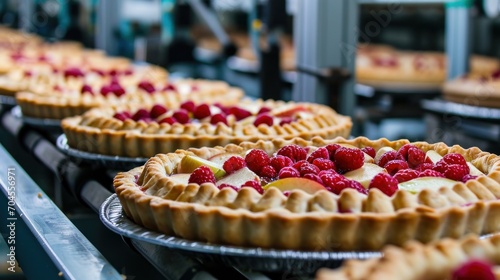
[[114, 136, 500, 250]]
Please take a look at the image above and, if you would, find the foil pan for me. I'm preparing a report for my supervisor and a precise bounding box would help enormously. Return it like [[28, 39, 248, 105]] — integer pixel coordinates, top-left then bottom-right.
[[56, 134, 147, 171], [100, 194, 383, 274]]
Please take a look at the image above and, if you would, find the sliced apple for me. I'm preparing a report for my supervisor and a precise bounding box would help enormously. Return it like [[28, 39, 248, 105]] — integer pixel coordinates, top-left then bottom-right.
[[216, 167, 260, 188], [168, 173, 190, 185], [398, 176, 458, 194], [339, 144, 374, 163], [374, 147, 396, 163], [178, 155, 226, 179], [426, 150, 484, 176], [208, 152, 242, 166], [344, 163, 387, 189], [263, 177, 326, 194]]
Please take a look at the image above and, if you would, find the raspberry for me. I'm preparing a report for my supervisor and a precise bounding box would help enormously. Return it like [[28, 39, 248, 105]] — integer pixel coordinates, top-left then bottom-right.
[[319, 169, 337, 177], [396, 144, 413, 160], [279, 117, 293, 126], [193, 104, 211, 119], [433, 160, 448, 174], [257, 107, 272, 115], [270, 155, 293, 172], [245, 149, 270, 173], [132, 109, 150, 121], [283, 191, 291, 197], [461, 174, 478, 183], [163, 84, 177, 91], [393, 169, 419, 183], [293, 159, 308, 170], [321, 173, 349, 194], [407, 146, 426, 167], [442, 153, 467, 166], [242, 180, 264, 194], [443, 164, 470, 181], [218, 184, 238, 191], [223, 156, 246, 174], [259, 165, 277, 178], [347, 180, 369, 195], [180, 101, 195, 112], [254, 114, 274, 126], [113, 112, 128, 121], [334, 147, 364, 172], [451, 259, 495, 280], [64, 67, 84, 78], [325, 144, 341, 160], [81, 84, 93, 94], [158, 116, 177, 125], [420, 169, 445, 178], [277, 145, 307, 162], [361, 146, 376, 158], [109, 83, 125, 97], [138, 80, 155, 93], [150, 104, 168, 119], [312, 158, 335, 171], [307, 147, 329, 163], [415, 162, 434, 172], [303, 174, 324, 185], [299, 163, 320, 177], [369, 173, 398, 196], [210, 113, 228, 125], [377, 151, 399, 168], [229, 107, 252, 120], [278, 166, 300, 179], [100, 85, 111, 96], [214, 103, 229, 115], [173, 109, 190, 124], [384, 160, 409, 175], [188, 166, 216, 185]]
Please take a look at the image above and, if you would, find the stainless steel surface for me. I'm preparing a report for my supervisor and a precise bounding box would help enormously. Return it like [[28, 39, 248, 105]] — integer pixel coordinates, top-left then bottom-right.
[[0, 144, 123, 280], [446, 4, 471, 80], [421, 99, 500, 119], [101, 194, 383, 274], [56, 134, 148, 170], [96, 0, 120, 55]]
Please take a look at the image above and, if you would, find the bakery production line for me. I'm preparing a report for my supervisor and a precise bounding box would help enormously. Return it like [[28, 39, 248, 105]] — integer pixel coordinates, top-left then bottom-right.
[[1, 0, 500, 280]]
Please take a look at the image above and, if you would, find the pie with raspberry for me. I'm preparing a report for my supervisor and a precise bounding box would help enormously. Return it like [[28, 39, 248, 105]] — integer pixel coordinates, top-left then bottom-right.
[[316, 234, 500, 280], [114, 136, 500, 251], [442, 70, 500, 108], [62, 101, 351, 158]]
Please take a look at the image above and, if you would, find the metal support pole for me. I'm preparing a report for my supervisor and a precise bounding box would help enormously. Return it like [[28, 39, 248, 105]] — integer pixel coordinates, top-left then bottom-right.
[[95, 0, 120, 55], [18, 0, 34, 32], [445, 1, 472, 80]]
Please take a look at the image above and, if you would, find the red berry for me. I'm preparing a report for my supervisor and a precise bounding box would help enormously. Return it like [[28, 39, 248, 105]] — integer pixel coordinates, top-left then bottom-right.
[[100, 85, 111, 96], [163, 84, 177, 91], [303, 174, 324, 185], [451, 259, 495, 280], [218, 184, 238, 191], [132, 109, 150, 121], [270, 155, 293, 172], [299, 163, 320, 177], [283, 191, 291, 197], [321, 173, 349, 194], [384, 160, 409, 175], [242, 180, 264, 194], [110, 83, 125, 97], [433, 160, 448, 174], [396, 144, 413, 160], [113, 112, 128, 121], [210, 113, 228, 125], [461, 174, 478, 183], [369, 173, 398, 196], [443, 164, 470, 181], [318, 169, 337, 177], [253, 114, 274, 126], [229, 107, 252, 120], [180, 101, 195, 112], [312, 158, 335, 171], [173, 109, 190, 124], [259, 165, 277, 178], [442, 153, 467, 166], [377, 151, 399, 168], [81, 84, 93, 94], [292, 160, 308, 170], [361, 146, 376, 158], [307, 147, 329, 163], [158, 116, 177, 125], [277, 145, 307, 162], [325, 144, 341, 160], [393, 169, 419, 183], [279, 117, 293, 126], [407, 146, 426, 167], [188, 166, 216, 185], [193, 104, 211, 119], [245, 149, 270, 173], [257, 107, 272, 115], [150, 104, 168, 119], [278, 166, 300, 179], [420, 169, 445, 178], [334, 147, 364, 172], [214, 103, 229, 115], [64, 67, 85, 78], [223, 156, 246, 174], [415, 162, 434, 172], [138, 80, 155, 93], [347, 180, 369, 195]]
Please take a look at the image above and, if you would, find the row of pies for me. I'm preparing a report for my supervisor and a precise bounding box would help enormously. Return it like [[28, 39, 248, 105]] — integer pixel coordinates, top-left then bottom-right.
[[2, 28, 500, 279]]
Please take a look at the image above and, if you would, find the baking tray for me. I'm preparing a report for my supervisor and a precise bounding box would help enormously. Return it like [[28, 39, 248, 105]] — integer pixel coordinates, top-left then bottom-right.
[[11, 105, 62, 130], [0, 95, 16, 107], [56, 134, 148, 171], [358, 80, 442, 94], [100, 194, 383, 274], [226, 56, 297, 84], [421, 99, 500, 120]]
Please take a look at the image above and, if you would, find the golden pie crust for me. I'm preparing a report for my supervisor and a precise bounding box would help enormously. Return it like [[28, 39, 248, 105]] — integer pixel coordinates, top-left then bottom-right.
[[62, 101, 351, 157], [316, 234, 500, 280], [114, 137, 500, 251], [442, 73, 500, 108]]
